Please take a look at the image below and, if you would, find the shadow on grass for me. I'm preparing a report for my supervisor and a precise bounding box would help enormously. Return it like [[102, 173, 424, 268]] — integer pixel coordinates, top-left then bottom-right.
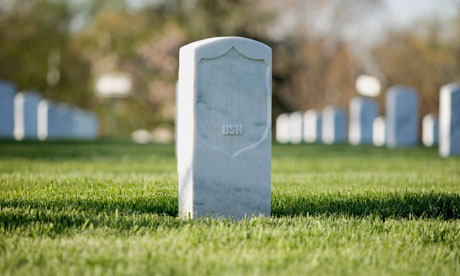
[[0, 195, 178, 233], [0, 140, 176, 161], [272, 191, 460, 220], [272, 142, 439, 159], [1, 140, 443, 162], [1, 191, 459, 233]]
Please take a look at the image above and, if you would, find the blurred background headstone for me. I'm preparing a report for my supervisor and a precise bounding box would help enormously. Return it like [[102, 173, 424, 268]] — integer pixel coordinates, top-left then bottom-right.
[[439, 83, 460, 157], [373, 116, 386, 147], [422, 113, 438, 147], [385, 86, 419, 148], [348, 96, 379, 145], [0, 81, 16, 139], [288, 112, 303, 144], [303, 110, 322, 143], [14, 92, 41, 140], [322, 106, 347, 144], [276, 113, 290, 144]]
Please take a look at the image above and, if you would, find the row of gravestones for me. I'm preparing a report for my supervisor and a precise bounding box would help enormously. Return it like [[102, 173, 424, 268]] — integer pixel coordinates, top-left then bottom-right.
[[276, 85, 460, 158], [176, 36, 460, 219], [0, 81, 98, 140]]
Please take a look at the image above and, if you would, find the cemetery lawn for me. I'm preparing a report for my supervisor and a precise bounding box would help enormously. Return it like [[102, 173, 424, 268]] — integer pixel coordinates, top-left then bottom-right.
[[1, 141, 460, 276]]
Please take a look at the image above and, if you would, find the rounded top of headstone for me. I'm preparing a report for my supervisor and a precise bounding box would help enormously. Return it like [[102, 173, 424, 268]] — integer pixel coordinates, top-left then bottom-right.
[[38, 98, 59, 110], [441, 83, 460, 94], [350, 96, 364, 104], [277, 113, 290, 122], [57, 102, 74, 111], [182, 36, 270, 50], [277, 113, 289, 118], [17, 91, 42, 100], [180, 37, 271, 62], [289, 111, 303, 120], [305, 109, 320, 116], [387, 85, 417, 96], [423, 113, 437, 119], [352, 95, 379, 106], [323, 105, 345, 113], [71, 106, 85, 114], [423, 113, 437, 124], [290, 111, 303, 116], [0, 80, 17, 93]]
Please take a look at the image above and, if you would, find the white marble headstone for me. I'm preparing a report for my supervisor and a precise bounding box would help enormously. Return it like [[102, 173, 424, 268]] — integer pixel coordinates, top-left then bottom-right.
[[0, 81, 16, 139], [303, 110, 322, 143], [177, 37, 271, 219], [288, 112, 303, 144], [14, 92, 41, 140], [385, 86, 419, 148], [422, 113, 438, 147], [322, 106, 347, 144], [348, 96, 379, 145], [373, 116, 385, 147], [276, 113, 290, 144], [439, 83, 460, 157]]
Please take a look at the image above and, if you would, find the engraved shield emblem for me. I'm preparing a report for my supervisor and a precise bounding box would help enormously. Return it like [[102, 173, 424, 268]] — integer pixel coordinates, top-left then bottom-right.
[[196, 47, 270, 157]]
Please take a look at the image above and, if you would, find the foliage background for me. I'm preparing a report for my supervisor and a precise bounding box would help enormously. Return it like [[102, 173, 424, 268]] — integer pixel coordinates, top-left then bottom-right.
[[1, 0, 459, 137]]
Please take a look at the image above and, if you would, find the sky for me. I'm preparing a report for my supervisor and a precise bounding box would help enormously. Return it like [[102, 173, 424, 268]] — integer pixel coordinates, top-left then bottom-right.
[[1, 0, 457, 38], [350, 0, 459, 76], [269, 0, 458, 44], [383, 0, 458, 26], [341, 0, 459, 49]]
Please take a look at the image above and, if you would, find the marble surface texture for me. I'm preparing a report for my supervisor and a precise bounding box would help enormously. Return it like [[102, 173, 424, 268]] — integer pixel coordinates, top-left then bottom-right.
[[177, 37, 271, 219]]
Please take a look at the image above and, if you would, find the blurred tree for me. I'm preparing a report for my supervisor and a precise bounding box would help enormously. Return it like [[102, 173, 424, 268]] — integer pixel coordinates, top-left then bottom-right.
[[0, 0, 92, 107], [270, 0, 382, 121], [372, 16, 460, 117], [73, 3, 185, 136], [178, 0, 274, 39], [1, 0, 459, 139], [73, 0, 274, 136]]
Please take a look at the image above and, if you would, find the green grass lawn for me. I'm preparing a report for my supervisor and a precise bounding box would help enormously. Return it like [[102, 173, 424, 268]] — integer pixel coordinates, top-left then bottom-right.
[[1, 140, 459, 275]]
